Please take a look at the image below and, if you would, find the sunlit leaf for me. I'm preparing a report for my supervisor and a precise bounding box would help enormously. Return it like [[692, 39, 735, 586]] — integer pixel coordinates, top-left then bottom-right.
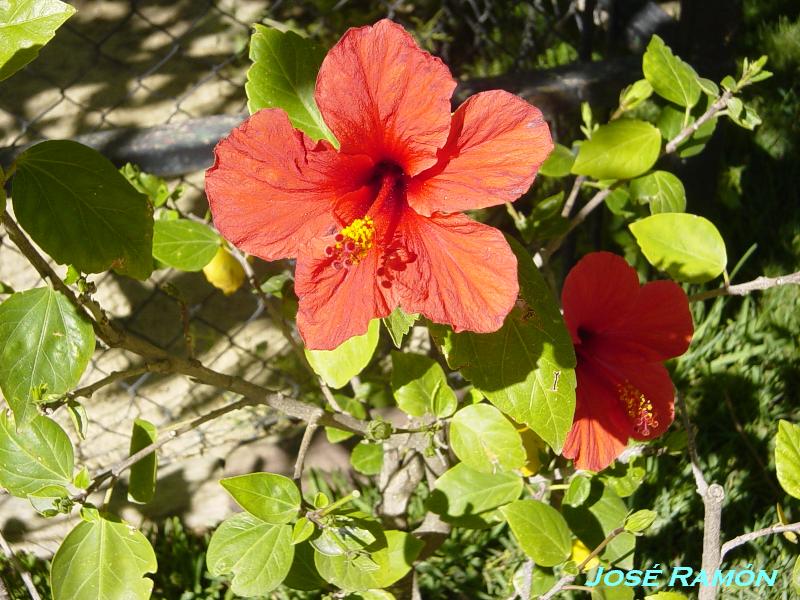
[[501, 499, 571, 567], [449, 404, 526, 473], [127, 418, 157, 504], [571, 120, 661, 181], [391, 351, 457, 418], [152, 219, 219, 272], [642, 35, 702, 108], [776, 420, 800, 499], [220, 472, 301, 524], [306, 320, 380, 389], [630, 171, 687, 214]]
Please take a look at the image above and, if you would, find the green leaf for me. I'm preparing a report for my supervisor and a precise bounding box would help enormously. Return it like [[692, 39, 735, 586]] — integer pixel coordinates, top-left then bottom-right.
[[604, 188, 633, 217], [207, 512, 294, 596], [0, 412, 73, 497], [500, 499, 571, 567], [564, 476, 592, 507], [51, 514, 157, 600], [776, 420, 800, 499], [449, 404, 526, 473], [618, 79, 653, 113], [429, 463, 523, 527], [351, 441, 384, 476], [292, 517, 315, 545], [571, 119, 662, 181], [314, 529, 423, 592], [66, 400, 88, 440], [120, 163, 182, 208], [73, 466, 90, 490], [645, 594, 690, 600], [246, 24, 335, 144], [630, 171, 686, 214], [152, 219, 219, 272], [539, 144, 574, 178], [593, 586, 635, 600], [127, 418, 157, 504], [325, 395, 366, 443], [563, 481, 635, 569], [624, 509, 657, 533], [306, 320, 380, 389], [602, 462, 645, 498], [792, 556, 800, 596], [433, 237, 576, 452], [0, 288, 95, 424], [0, 0, 75, 81], [630, 213, 727, 283], [220, 472, 301, 523], [642, 34, 702, 108], [382, 307, 419, 348], [12, 140, 154, 279], [390, 352, 457, 418], [284, 541, 326, 590]]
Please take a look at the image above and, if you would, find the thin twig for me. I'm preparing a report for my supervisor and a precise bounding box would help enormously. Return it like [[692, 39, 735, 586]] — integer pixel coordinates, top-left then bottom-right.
[[665, 90, 732, 154], [48, 361, 171, 407], [293, 413, 322, 486], [542, 187, 613, 259], [720, 522, 800, 561], [0, 530, 41, 600], [561, 175, 586, 217], [690, 271, 800, 302], [539, 526, 626, 600], [78, 396, 259, 500], [677, 393, 708, 495]]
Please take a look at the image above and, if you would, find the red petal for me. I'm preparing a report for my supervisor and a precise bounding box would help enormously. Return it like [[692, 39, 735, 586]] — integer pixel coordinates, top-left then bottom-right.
[[561, 252, 639, 343], [563, 358, 676, 471], [599, 280, 693, 363], [206, 109, 373, 261], [407, 90, 553, 216], [563, 360, 632, 472], [393, 212, 518, 333], [295, 239, 395, 351], [315, 19, 456, 176]]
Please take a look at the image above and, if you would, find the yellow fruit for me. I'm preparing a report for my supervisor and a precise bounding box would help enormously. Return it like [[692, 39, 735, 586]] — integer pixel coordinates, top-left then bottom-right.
[[203, 247, 245, 295], [571, 539, 600, 571]]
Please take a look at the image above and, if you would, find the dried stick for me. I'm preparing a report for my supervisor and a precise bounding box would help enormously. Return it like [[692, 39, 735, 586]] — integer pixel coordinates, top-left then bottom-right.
[[720, 522, 800, 561], [292, 414, 321, 486], [690, 271, 800, 302], [0, 530, 40, 600]]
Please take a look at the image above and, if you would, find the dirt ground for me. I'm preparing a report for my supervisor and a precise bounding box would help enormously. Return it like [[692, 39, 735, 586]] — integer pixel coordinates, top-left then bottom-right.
[[0, 0, 353, 555]]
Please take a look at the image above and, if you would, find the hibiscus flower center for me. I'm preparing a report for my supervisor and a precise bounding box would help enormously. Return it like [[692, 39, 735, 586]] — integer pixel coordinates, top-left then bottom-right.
[[324, 216, 376, 270], [617, 380, 659, 436]]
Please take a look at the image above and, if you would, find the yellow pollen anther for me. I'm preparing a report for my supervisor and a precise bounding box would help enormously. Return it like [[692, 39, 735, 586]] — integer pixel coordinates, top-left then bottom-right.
[[617, 381, 659, 436], [327, 217, 376, 269]]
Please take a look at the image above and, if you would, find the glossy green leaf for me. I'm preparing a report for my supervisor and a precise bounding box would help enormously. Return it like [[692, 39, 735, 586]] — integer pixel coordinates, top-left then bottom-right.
[[429, 463, 523, 527], [12, 141, 154, 279], [450, 404, 526, 473], [66, 400, 88, 440], [152, 219, 219, 272], [776, 420, 800, 499], [618, 79, 653, 113], [792, 555, 800, 595], [539, 143, 574, 177], [292, 517, 315, 545], [314, 529, 423, 592], [501, 499, 571, 567], [630, 213, 727, 283], [51, 513, 157, 600], [0, 0, 75, 81], [220, 472, 301, 523], [571, 120, 661, 181], [127, 418, 157, 504], [246, 25, 335, 143], [564, 476, 592, 507], [390, 352, 457, 418], [630, 171, 686, 213], [382, 307, 418, 348], [207, 512, 293, 596], [0, 412, 73, 497], [351, 441, 384, 476], [325, 395, 366, 444], [624, 509, 657, 533], [603, 462, 645, 498], [120, 163, 183, 208], [433, 238, 576, 452], [642, 34, 702, 108], [0, 287, 95, 424], [563, 481, 635, 569], [306, 320, 380, 389]]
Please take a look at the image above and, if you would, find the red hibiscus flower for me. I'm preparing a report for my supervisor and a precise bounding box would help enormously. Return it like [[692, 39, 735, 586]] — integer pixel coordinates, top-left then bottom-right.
[[205, 19, 553, 350], [561, 252, 693, 471]]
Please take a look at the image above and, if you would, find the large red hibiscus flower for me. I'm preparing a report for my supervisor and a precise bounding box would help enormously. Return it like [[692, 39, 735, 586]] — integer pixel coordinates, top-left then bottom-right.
[[205, 19, 553, 350], [561, 252, 693, 471]]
